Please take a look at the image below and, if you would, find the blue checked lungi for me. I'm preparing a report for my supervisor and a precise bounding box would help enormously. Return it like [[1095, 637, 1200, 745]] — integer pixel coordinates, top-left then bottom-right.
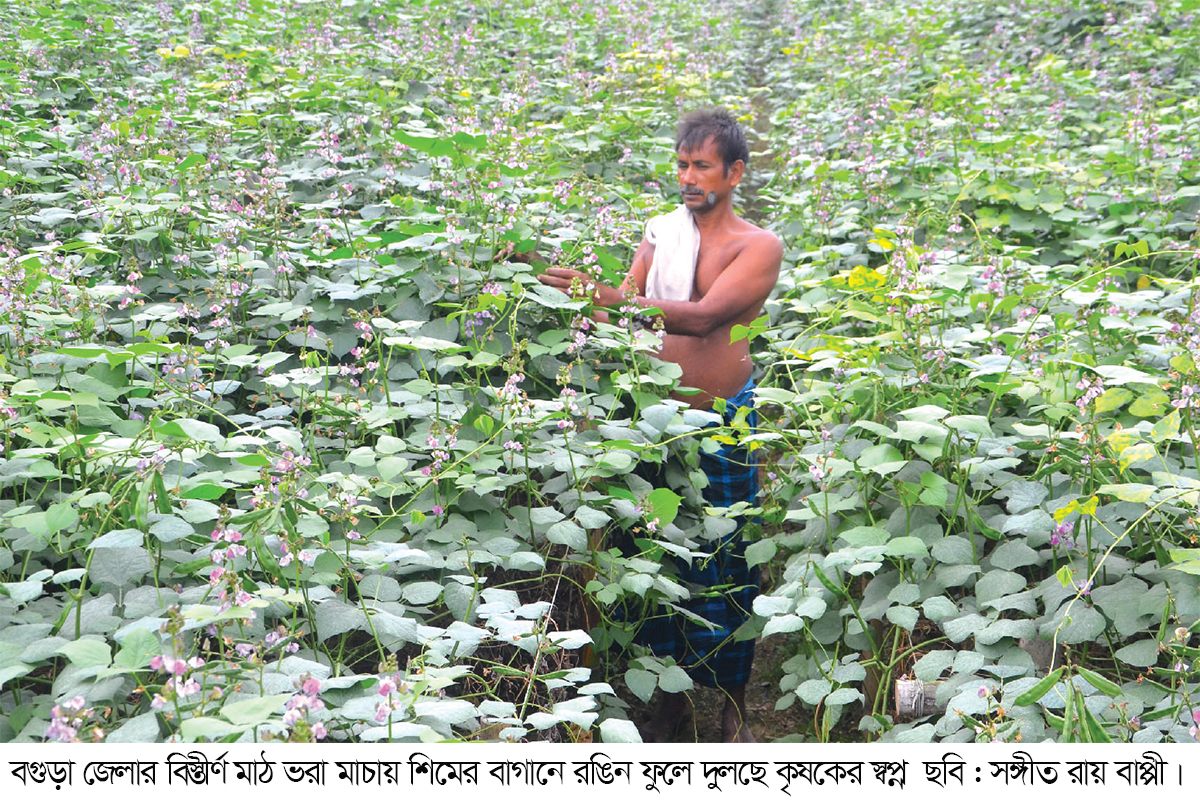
[[636, 375, 760, 689]]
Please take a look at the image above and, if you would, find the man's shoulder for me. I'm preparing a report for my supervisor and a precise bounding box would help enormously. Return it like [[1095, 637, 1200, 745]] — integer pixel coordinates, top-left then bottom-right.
[[732, 217, 779, 242], [735, 221, 783, 263]]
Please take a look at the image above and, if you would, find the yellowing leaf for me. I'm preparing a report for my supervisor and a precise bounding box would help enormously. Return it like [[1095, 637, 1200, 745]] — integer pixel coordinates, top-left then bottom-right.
[[1053, 501, 1077, 522], [174, 44, 190, 57], [1092, 387, 1133, 414], [1104, 429, 1138, 455], [1129, 390, 1169, 418], [1119, 443, 1158, 471], [1149, 409, 1181, 444], [1054, 496, 1098, 521], [1098, 483, 1156, 503], [1055, 565, 1073, 588]]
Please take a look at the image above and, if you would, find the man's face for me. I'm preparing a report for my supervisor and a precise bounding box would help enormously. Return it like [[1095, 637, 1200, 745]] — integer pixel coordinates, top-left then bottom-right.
[[677, 136, 741, 212]]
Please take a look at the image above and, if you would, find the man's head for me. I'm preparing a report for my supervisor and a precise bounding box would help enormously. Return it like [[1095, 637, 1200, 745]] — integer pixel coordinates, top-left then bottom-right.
[[675, 107, 749, 175], [675, 108, 748, 213]]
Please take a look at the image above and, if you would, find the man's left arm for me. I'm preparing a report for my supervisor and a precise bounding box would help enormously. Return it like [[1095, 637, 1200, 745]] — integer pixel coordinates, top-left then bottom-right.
[[539, 234, 781, 337]]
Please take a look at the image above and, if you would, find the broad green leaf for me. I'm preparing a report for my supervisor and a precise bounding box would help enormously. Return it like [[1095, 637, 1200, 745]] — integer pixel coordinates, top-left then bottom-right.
[[113, 628, 161, 671], [744, 538, 776, 568], [181, 717, 240, 740], [657, 666, 692, 693], [220, 693, 291, 726], [885, 535, 927, 558], [181, 484, 227, 500], [646, 488, 683, 526], [599, 718, 642, 743], [59, 638, 112, 668], [1115, 639, 1161, 667], [858, 443, 907, 475], [919, 472, 948, 506], [44, 503, 78, 536], [573, 505, 610, 530], [546, 520, 587, 552], [624, 668, 657, 703]]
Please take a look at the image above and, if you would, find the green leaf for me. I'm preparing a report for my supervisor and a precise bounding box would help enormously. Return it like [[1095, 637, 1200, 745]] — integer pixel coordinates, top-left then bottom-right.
[[599, 718, 642, 743], [1014, 667, 1066, 706], [657, 666, 693, 693], [177, 154, 205, 171], [744, 538, 776, 568], [573, 505, 610, 530], [1169, 549, 1200, 576], [796, 678, 832, 704], [918, 472, 948, 506], [44, 503, 78, 535], [181, 483, 228, 500], [841, 525, 890, 547], [858, 443, 907, 475], [180, 716, 239, 740], [885, 535, 927, 558], [546, 520, 587, 552], [219, 693, 291, 726], [113, 628, 161, 671], [646, 488, 682, 526], [167, 418, 223, 444], [624, 668, 657, 703], [59, 638, 112, 668], [1115, 639, 1161, 667]]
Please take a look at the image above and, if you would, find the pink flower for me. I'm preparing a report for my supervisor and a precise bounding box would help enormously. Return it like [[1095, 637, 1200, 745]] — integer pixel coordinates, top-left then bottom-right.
[[302, 677, 321, 696]]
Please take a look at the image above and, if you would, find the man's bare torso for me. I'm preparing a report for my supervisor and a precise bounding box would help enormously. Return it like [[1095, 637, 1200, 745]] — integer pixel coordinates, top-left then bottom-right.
[[647, 218, 776, 409]]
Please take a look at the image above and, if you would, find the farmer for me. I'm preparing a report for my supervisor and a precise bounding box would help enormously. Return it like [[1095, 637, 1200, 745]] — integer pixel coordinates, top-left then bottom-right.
[[539, 108, 782, 743]]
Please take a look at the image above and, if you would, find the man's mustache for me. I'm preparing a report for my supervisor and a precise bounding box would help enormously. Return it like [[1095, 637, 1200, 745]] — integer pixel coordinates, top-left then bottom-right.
[[682, 187, 717, 206]]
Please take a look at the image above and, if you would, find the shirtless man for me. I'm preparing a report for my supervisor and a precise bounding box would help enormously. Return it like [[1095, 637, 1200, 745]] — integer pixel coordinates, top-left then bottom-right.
[[540, 108, 782, 742]]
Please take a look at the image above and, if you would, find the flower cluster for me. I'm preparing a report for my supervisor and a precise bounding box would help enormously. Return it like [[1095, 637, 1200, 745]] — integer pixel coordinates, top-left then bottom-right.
[[1050, 520, 1075, 550], [250, 443, 312, 509], [281, 677, 327, 741], [150, 654, 206, 708], [566, 314, 593, 355], [373, 673, 410, 723], [464, 281, 503, 338], [1074, 376, 1105, 412], [46, 696, 95, 743], [496, 372, 530, 415], [1172, 383, 1198, 412]]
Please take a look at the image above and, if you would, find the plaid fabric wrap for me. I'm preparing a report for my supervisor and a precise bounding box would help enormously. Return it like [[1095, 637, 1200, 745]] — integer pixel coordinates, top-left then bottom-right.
[[637, 376, 760, 689]]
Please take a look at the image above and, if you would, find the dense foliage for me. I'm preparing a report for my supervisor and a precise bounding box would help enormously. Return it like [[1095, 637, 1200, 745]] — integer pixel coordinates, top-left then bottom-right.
[[2, 0, 1199, 743]]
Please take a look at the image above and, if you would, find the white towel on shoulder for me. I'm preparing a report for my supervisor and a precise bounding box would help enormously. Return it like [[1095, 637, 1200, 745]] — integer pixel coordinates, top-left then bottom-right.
[[644, 204, 699, 302]]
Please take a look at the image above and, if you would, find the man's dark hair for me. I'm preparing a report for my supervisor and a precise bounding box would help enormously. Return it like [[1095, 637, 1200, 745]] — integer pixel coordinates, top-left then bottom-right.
[[675, 107, 750, 174]]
